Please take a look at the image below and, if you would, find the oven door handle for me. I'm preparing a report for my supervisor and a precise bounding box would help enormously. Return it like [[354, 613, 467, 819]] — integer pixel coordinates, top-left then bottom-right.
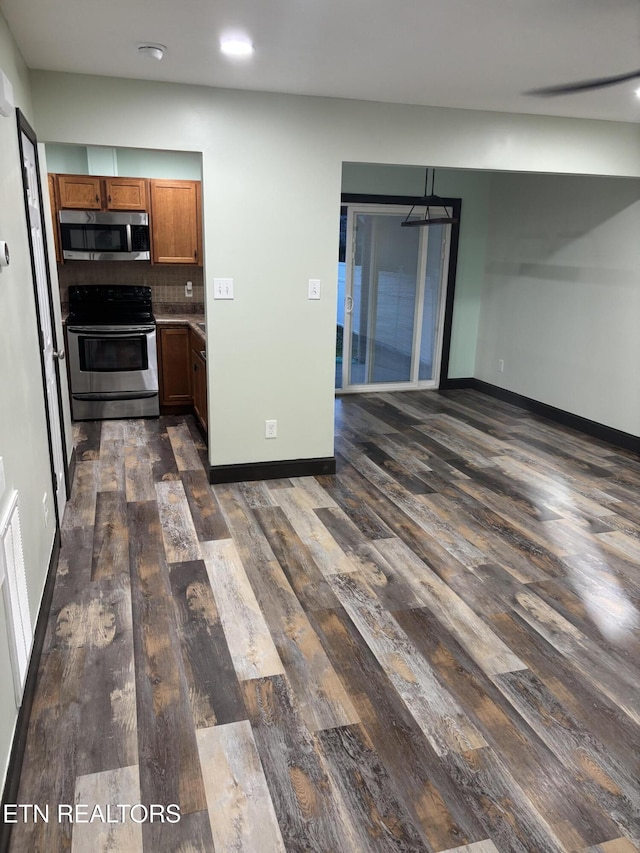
[[72, 391, 159, 401], [67, 325, 156, 334]]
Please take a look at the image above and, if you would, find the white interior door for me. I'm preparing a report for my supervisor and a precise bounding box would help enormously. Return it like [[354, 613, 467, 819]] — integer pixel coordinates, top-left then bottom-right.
[[20, 128, 67, 522], [341, 204, 451, 392]]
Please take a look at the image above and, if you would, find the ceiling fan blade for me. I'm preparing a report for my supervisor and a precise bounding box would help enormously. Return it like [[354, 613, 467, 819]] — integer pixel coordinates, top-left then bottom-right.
[[525, 69, 640, 96]]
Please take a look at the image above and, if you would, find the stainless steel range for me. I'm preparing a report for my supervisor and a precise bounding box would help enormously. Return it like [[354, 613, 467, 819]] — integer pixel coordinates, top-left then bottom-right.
[[66, 285, 159, 421]]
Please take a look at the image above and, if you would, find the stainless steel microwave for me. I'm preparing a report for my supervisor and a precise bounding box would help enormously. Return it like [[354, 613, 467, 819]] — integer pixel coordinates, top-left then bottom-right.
[[59, 210, 150, 261]]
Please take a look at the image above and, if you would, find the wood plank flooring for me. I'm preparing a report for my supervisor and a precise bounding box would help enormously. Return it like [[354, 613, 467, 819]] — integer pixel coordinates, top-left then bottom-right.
[[8, 391, 640, 852]]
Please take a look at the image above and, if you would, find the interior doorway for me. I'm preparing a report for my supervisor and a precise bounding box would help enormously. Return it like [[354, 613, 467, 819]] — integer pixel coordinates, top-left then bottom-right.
[[337, 202, 458, 392]]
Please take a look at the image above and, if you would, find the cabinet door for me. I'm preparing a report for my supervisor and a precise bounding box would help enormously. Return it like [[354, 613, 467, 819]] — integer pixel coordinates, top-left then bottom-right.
[[191, 348, 208, 432], [105, 177, 148, 211], [47, 174, 62, 263], [57, 175, 102, 209], [158, 326, 192, 407], [150, 179, 200, 264]]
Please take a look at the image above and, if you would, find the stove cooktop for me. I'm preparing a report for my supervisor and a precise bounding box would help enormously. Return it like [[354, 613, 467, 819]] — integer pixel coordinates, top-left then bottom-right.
[[67, 285, 155, 326]]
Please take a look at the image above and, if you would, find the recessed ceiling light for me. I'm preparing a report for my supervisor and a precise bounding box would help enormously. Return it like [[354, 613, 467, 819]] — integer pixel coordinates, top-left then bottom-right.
[[138, 43, 166, 61], [635, 87, 640, 99], [220, 38, 254, 58]]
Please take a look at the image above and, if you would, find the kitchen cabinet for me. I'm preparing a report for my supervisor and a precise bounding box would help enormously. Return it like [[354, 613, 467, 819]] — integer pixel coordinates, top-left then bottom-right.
[[57, 174, 102, 210], [47, 174, 61, 263], [150, 179, 202, 265], [158, 325, 192, 412], [104, 177, 148, 211], [49, 172, 202, 265], [55, 174, 148, 211], [190, 329, 207, 433]]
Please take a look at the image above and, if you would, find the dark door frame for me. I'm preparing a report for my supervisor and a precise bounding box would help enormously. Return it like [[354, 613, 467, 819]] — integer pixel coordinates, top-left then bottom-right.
[[16, 108, 70, 524]]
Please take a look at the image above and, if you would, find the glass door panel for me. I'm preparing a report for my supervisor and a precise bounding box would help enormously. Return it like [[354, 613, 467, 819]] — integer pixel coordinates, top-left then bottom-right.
[[418, 223, 445, 381], [349, 212, 420, 386], [340, 203, 452, 392]]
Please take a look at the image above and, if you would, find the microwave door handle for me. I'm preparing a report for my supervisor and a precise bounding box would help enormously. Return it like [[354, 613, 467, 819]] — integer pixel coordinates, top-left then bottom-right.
[[125, 224, 133, 252]]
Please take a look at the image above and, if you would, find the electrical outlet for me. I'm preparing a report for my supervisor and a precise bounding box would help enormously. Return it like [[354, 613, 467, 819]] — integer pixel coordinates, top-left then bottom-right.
[[498, 359, 505, 373], [214, 277, 234, 299], [42, 492, 48, 528], [265, 419, 277, 439], [308, 279, 321, 300], [185, 280, 193, 298]]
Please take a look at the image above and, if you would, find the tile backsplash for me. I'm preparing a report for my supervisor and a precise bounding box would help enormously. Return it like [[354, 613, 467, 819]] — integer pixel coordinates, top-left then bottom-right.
[[58, 261, 205, 313]]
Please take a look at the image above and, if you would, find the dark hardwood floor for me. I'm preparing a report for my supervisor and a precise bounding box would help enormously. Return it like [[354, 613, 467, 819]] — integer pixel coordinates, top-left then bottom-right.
[[7, 390, 640, 852]]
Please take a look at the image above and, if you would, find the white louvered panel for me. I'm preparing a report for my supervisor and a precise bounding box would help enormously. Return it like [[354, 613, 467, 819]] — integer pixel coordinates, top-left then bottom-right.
[[0, 491, 32, 706]]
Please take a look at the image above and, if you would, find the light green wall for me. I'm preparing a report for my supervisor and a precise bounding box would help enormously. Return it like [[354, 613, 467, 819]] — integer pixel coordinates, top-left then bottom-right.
[[0, 12, 66, 788], [45, 141, 88, 173], [341, 163, 491, 377], [30, 70, 640, 466], [86, 144, 117, 176], [477, 172, 640, 435], [115, 147, 202, 179], [45, 142, 202, 179]]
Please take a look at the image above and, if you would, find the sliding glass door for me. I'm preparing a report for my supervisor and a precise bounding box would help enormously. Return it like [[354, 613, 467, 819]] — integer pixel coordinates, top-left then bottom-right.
[[340, 205, 451, 392]]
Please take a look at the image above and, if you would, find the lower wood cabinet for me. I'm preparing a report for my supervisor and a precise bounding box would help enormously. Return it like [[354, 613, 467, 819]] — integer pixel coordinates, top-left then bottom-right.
[[158, 323, 207, 434], [191, 342, 207, 433], [158, 326, 192, 412]]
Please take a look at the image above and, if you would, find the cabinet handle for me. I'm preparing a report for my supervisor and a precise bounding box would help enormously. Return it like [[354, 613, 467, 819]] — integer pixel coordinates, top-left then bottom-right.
[[95, 194, 99, 203], [193, 364, 198, 372], [194, 249, 198, 261], [108, 195, 112, 203]]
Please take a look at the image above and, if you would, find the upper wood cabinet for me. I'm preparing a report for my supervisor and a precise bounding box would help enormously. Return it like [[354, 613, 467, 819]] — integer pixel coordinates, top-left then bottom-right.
[[104, 177, 147, 211], [150, 179, 202, 265], [49, 172, 202, 265], [47, 174, 62, 263], [56, 174, 148, 211], [57, 175, 102, 209]]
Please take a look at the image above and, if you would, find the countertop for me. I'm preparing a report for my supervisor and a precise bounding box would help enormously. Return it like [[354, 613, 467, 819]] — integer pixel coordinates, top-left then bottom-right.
[[155, 313, 206, 345]]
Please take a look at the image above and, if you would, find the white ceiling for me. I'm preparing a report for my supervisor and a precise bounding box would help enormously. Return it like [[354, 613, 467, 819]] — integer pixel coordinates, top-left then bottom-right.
[[2, 0, 640, 123]]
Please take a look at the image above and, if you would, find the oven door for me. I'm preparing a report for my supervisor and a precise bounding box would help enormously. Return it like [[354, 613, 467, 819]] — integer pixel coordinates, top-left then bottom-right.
[[67, 325, 159, 396]]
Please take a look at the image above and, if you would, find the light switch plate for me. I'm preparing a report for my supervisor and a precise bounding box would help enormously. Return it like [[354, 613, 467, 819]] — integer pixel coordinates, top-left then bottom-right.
[[214, 277, 234, 299], [308, 279, 321, 300]]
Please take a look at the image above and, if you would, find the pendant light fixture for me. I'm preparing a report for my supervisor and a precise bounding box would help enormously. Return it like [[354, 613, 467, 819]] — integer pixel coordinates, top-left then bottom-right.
[[401, 168, 457, 227]]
